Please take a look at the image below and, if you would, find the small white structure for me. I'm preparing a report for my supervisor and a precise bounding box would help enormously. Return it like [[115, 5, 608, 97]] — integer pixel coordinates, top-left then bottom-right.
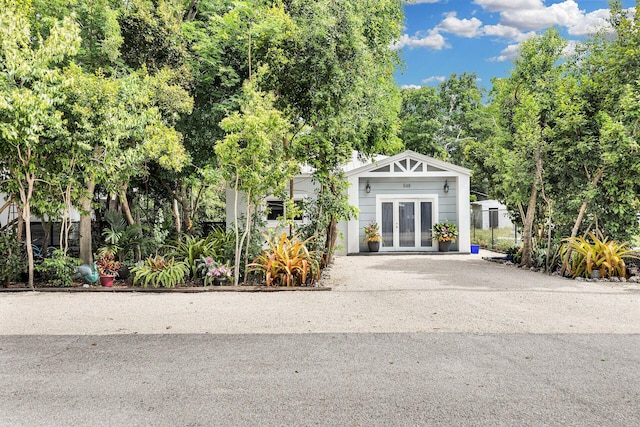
[[470, 200, 513, 230], [226, 150, 472, 254]]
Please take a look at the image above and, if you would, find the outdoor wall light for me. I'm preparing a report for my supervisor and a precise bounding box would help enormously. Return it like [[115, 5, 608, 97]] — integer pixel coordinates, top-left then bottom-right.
[[365, 180, 371, 193], [443, 180, 449, 193]]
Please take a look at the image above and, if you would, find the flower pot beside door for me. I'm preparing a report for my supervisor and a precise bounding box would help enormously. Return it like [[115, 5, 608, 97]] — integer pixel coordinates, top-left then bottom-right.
[[363, 220, 382, 253], [432, 221, 459, 253], [438, 240, 452, 252], [367, 241, 380, 252]]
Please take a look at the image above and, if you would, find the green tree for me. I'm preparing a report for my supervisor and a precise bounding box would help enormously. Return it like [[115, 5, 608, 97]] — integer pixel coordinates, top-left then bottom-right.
[[399, 86, 445, 158], [261, 0, 404, 261], [0, 4, 81, 286], [551, 1, 640, 241], [216, 79, 296, 285], [487, 29, 566, 267]]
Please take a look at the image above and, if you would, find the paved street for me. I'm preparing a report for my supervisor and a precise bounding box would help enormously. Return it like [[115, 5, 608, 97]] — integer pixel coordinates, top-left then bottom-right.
[[2, 253, 640, 426]]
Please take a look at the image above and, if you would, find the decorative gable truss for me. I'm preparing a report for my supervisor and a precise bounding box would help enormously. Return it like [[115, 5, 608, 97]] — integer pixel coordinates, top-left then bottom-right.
[[371, 158, 446, 174]]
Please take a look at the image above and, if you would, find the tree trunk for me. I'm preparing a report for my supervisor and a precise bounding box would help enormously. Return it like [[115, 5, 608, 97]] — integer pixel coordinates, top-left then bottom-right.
[[242, 202, 252, 284], [324, 215, 338, 267], [570, 168, 605, 238], [289, 178, 294, 237], [232, 178, 241, 287], [520, 181, 538, 268], [79, 179, 96, 265], [119, 186, 136, 226], [172, 198, 181, 234], [41, 219, 51, 256], [18, 177, 35, 288]]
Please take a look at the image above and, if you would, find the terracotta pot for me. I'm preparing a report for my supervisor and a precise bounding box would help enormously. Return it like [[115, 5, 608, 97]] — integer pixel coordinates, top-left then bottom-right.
[[99, 274, 116, 287]]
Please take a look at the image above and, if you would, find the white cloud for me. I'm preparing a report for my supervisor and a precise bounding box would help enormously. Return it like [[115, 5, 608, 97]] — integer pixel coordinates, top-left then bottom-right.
[[392, 29, 448, 50], [500, 0, 583, 31], [422, 76, 446, 84], [481, 23, 523, 39], [473, 0, 542, 12], [437, 12, 483, 38], [567, 8, 610, 36], [489, 43, 521, 62], [401, 84, 423, 90]]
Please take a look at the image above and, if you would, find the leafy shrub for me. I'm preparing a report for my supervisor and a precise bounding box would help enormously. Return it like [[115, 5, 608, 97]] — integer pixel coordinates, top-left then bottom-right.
[[102, 210, 157, 262], [0, 230, 26, 286], [208, 228, 235, 266], [35, 249, 81, 287], [560, 232, 638, 279], [131, 256, 188, 288], [248, 233, 320, 287], [168, 234, 217, 280]]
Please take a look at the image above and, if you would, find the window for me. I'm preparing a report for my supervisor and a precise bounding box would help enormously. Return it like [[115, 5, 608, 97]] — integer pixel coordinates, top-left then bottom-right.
[[266, 200, 285, 221], [266, 199, 305, 222]]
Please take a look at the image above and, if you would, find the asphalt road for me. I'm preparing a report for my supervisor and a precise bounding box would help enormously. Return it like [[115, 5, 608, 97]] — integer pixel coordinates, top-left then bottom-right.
[[2, 333, 639, 426], [2, 253, 640, 426]]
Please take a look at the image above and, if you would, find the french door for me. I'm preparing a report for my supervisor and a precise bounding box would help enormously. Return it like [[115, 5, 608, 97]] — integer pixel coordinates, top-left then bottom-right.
[[378, 197, 436, 251]]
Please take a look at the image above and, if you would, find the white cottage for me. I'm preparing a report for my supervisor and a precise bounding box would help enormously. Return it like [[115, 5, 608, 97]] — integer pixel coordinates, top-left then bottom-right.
[[226, 150, 472, 255]]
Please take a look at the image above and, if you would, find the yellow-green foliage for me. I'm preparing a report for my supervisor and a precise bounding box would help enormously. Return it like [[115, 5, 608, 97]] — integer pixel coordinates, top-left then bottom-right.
[[131, 256, 188, 288], [561, 233, 638, 279], [248, 233, 320, 287]]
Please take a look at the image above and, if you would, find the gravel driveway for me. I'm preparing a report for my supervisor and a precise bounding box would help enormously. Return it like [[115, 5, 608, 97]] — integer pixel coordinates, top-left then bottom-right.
[[2, 250, 639, 336]]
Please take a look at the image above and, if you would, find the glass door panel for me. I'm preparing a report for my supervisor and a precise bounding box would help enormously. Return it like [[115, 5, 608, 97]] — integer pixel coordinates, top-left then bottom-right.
[[420, 202, 433, 247], [381, 202, 394, 248], [398, 202, 415, 247]]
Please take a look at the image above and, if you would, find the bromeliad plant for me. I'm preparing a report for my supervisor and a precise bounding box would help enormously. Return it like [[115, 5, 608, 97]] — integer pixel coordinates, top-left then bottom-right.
[[131, 255, 189, 288], [248, 233, 320, 287], [197, 256, 232, 285], [95, 249, 122, 276], [432, 221, 458, 242], [363, 220, 382, 243], [560, 232, 638, 279]]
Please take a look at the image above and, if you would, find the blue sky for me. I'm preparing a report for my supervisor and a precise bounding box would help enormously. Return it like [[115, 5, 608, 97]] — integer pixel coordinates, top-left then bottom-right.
[[395, 0, 636, 91]]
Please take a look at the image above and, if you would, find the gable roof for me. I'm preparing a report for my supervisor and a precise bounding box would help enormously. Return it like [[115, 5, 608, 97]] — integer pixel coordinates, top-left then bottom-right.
[[345, 150, 471, 177]]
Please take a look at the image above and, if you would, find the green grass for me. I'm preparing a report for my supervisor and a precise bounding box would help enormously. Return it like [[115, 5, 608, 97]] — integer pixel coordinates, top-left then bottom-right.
[[471, 227, 520, 252]]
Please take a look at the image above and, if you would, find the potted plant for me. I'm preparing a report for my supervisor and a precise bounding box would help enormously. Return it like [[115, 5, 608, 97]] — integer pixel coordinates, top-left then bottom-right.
[[432, 221, 458, 252], [95, 249, 121, 287], [198, 256, 232, 286], [363, 220, 382, 252]]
